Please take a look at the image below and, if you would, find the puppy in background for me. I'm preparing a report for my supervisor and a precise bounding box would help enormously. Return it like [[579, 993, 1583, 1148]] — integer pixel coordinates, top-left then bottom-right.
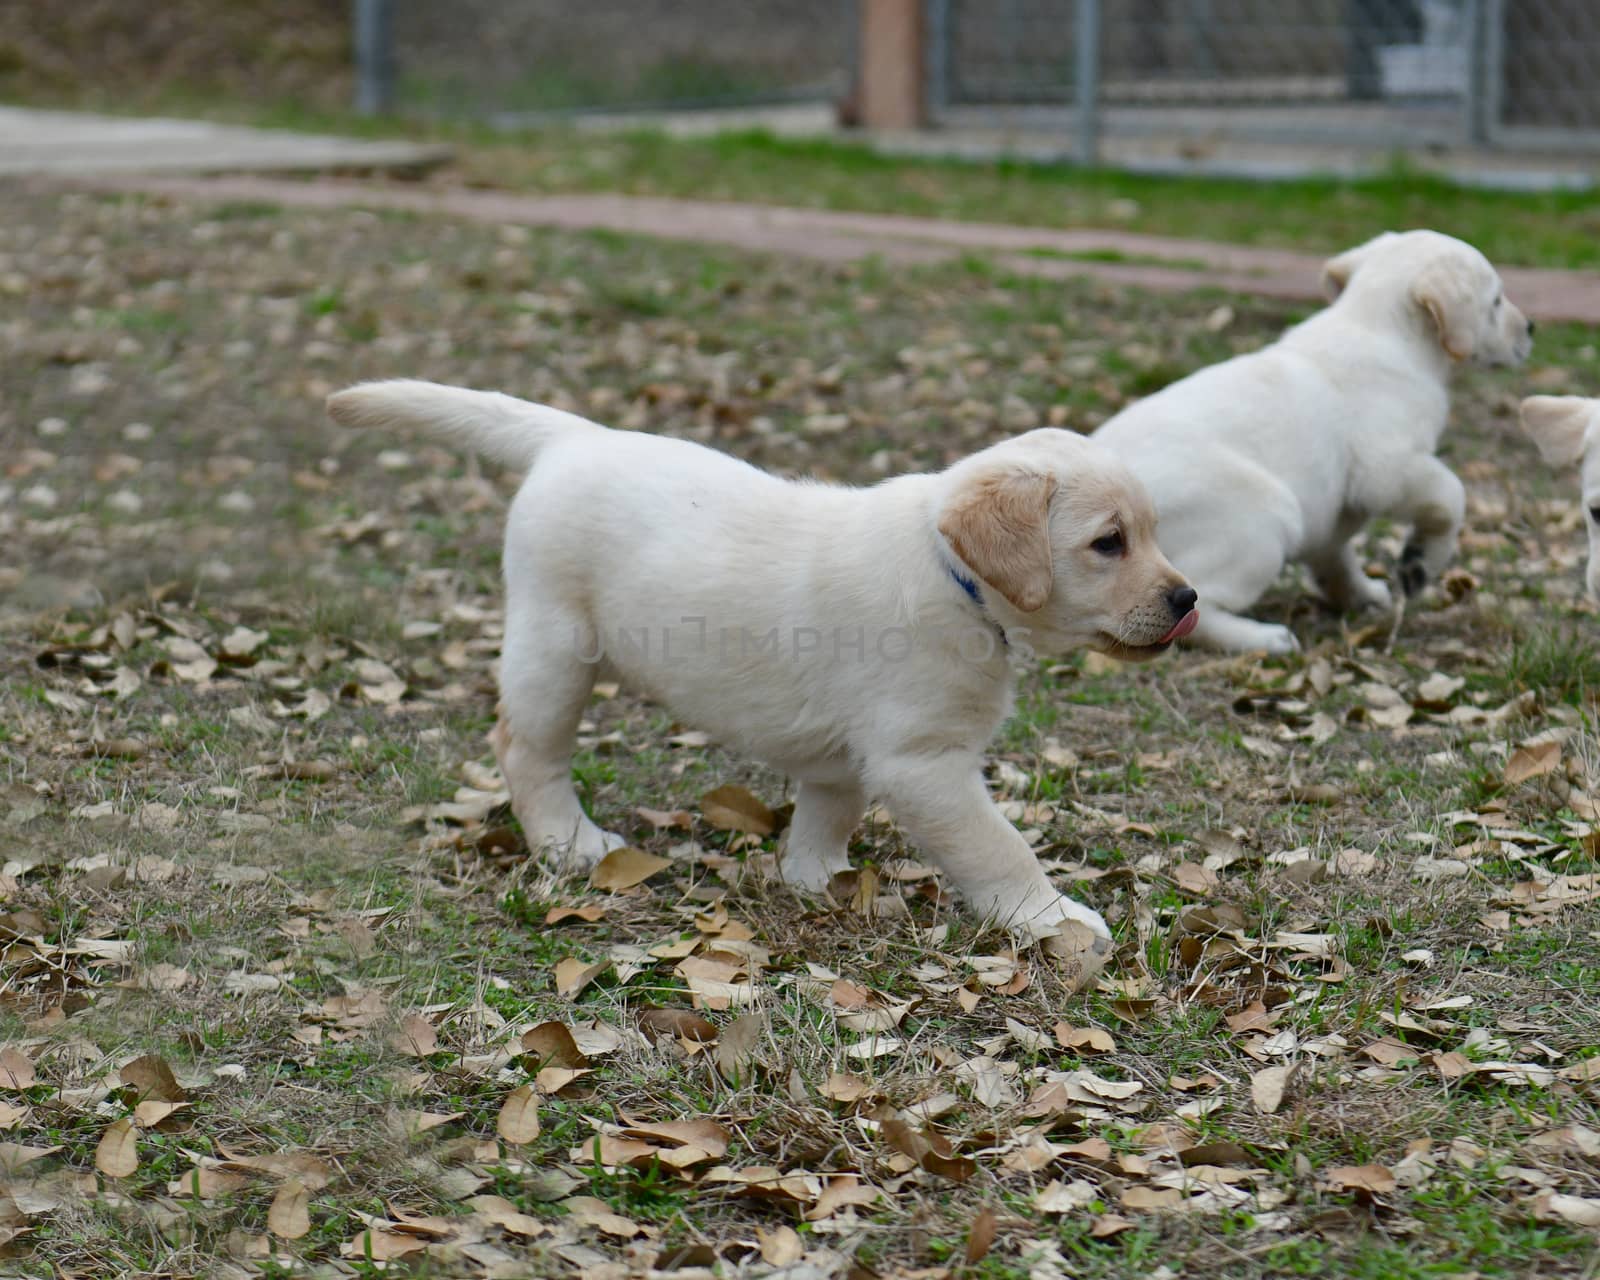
[[1520, 395, 1600, 602], [328, 380, 1197, 949], [1093, 230, 1533, 654]]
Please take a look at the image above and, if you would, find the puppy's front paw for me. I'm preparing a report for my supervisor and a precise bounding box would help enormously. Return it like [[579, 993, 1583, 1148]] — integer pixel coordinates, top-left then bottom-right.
[[1354, 574, 1394, 613], [1255, 624, 1301, 656], [1006, 892, 1111, 947], [534, 820, 626, 869], [771, 832, 851, 889], [1029, 907, 1115, 993]]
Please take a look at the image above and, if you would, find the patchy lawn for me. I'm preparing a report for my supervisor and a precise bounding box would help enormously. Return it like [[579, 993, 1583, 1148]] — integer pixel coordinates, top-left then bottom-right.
[[167, 101, 1600, 272], [434, 128, 1600, 273], [1, 185, 1598, 1279]]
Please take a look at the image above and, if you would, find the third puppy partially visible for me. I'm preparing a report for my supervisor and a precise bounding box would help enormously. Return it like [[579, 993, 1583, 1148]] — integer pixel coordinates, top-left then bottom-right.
[[1520, 395, 1600, 602], [1093, 230, 1533, 654]]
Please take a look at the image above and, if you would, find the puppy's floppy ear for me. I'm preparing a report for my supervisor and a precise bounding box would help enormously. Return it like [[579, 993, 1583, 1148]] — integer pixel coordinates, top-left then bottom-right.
[[1410, 256, 1484, 361], [938, 467, 1058, 613], [1321, 231, 1395, 301], [1520, 396, 1597, 468]]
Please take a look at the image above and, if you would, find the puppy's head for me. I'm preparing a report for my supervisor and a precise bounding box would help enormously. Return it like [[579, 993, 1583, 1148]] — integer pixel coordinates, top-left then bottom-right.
[[1321, 230, 1532, 367], [1520, 395, 1600, 602], [937, 430, 1197, 659]]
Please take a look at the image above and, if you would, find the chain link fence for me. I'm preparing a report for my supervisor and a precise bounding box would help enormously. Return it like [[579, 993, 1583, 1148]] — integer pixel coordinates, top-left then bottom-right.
[[374, 0, 856, 123], [931, 0, 1600, 153], [356, 0, 1600, 155]]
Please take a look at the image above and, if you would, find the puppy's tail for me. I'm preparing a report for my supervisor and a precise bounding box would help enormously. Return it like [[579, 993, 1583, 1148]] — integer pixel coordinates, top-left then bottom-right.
[[326, 379, 603, 470]]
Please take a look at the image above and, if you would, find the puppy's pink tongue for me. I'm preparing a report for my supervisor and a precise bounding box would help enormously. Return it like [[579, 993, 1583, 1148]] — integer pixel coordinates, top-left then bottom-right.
[[1159, 610, 1199, 644]]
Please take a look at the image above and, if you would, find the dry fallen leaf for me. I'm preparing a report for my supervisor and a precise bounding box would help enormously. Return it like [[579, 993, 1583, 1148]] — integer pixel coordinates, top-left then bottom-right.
[[497, 1085, 540, 1144], [716, 1012, 765, 1082], [535, 1066, 589, 1095], [396, 1109, 465, 1136], [965, 1206, 998, 1265], [757, 1224, 804, 1265], [806, 1174, 882, 1220], [880, 1117, 975, 1182], [589, 847, 672, 892], [545, 904, 605, 925], [1173, 861, 1219, 895], [700, 784, 776, 836], [0, 1051, 36, 1091], [171, 1165, 249, 1199], [342, 1229, 430, 1261], [554, 956, 609, 1000], [388, 1015, 439, 1058], [120, 1054, 185, 1102], [468, 1194, 548, 1238], [217, 1147, 333, 1190], [1326, 1164, 1397, 1195], [635, 806, 694, 831], [133, 1099, 188, 1129], [1531, 1191, 1600, 1227], [622, 1118, 730, 1161], [95, 1118, 138, 1179], [521, 1021, 588, 1067], [564, 1194, 644, 1238], [638, 1007, 718, 1044], [1037, 920, 1112, 993], [1054, 1023, 1116, 1054], [1251, 1065, 1291, 1115], [1122, 1185, 1184, 1210], [1504, 741, 1562, 786], [268, 1178, 312, 1239]]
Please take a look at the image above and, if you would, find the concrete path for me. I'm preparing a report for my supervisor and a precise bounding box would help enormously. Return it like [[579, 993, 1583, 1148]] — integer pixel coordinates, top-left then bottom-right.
[[77, 172, 1600, 323], [0, 107, 450, 177]]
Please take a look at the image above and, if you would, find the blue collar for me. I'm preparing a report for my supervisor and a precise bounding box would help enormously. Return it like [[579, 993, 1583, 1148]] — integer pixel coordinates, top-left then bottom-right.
[[946, 562, 1008, 649], [948, 564, 983, 606]]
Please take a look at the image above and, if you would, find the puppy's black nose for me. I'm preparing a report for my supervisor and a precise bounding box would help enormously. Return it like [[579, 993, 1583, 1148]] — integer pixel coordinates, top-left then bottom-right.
[[1167, 585, 1198, 617], [1527, 320, 1537, 336]]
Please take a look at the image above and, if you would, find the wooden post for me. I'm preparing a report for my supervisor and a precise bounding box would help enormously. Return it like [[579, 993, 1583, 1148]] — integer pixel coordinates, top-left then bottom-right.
[[858, 0, 926, 130]]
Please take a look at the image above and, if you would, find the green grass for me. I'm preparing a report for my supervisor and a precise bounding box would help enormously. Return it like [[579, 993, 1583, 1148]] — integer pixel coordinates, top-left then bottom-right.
[[346, 123, 1600, 271], [4, 184, 1599, 1278], [12, 76, 1600, 271]]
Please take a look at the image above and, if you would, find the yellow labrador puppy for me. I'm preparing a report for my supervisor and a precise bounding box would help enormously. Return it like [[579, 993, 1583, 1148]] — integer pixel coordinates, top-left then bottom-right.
[[1520, 395, 1600, 602], [328, 380, 1197, 946], [1094, 230, 1533, 654]]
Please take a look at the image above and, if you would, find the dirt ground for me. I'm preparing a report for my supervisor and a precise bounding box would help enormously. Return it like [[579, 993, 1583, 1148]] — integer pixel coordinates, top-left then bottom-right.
[[1, 184, 1598, 1278]]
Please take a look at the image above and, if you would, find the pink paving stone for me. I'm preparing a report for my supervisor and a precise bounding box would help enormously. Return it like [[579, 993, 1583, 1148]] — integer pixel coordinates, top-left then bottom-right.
[[64, 173, 1600, 324]]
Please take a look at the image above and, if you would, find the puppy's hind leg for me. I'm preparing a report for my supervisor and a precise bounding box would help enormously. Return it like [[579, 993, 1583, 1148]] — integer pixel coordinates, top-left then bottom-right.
[[1392, 457, 1466, 597], [1305, 537, 1393, 613], [1166, 478, 1303, 655], [494, 610, 624, 868], [778, 778, 864, 892]]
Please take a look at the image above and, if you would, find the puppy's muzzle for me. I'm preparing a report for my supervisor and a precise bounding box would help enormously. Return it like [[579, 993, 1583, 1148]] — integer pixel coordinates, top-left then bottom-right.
[[1158, 585, 1200, 644]]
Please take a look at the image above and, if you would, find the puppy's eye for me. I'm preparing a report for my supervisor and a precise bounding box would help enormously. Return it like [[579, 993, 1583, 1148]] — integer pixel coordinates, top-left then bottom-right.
[[1589, 504, 1600, 524], [1091, 531, 1124, 557]]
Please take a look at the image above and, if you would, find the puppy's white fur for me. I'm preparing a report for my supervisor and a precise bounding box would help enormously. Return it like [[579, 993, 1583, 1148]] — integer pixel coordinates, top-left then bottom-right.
[[1093, 230, 1533, 654], [1520, 395, 1600, 602], [328, 380, 1196, 944]]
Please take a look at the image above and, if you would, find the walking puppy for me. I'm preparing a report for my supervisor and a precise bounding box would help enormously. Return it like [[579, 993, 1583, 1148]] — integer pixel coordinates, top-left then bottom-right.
[[1093, 230, 1533, 654], [328, 380, 1197, 945], [1520, 395, 1600, 602]]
